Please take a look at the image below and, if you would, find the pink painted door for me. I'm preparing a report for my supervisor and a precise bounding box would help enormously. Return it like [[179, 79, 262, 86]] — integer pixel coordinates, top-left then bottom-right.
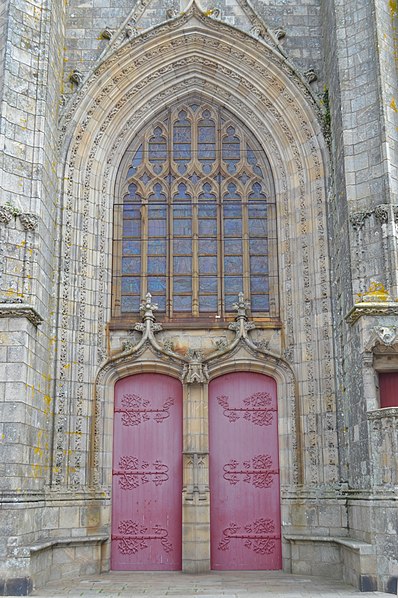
[[209, 372, 281, 570], [111, 374, 182, 570]]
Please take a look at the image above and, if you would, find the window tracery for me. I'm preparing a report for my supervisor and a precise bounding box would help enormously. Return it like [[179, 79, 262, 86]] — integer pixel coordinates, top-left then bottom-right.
[[113, 99, 277, 321]]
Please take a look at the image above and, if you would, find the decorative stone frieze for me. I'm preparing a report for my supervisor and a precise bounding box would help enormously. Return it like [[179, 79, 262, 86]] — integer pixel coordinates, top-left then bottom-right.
[[349, 204, 398, 229], [346, 303, 398, 325]]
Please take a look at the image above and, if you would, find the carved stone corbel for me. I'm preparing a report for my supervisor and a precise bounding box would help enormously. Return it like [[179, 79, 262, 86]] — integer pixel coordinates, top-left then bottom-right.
[[19, 213, 39, 231]]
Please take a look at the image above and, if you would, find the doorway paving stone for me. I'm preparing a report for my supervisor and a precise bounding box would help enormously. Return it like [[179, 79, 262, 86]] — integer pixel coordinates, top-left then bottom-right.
[[27, 571, 392, 597]]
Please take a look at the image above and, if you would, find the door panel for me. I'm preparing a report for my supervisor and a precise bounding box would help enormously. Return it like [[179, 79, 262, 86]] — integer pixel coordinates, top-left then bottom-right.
[[111, 373, 182, 570], [209, 372, 281, 570]]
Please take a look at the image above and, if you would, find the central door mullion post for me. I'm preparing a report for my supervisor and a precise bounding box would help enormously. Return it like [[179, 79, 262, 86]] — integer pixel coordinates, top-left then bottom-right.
[[182, 380, 210, 573]]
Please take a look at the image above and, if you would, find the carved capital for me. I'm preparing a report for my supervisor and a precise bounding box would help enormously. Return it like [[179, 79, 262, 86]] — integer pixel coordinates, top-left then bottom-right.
[[19, 212, 39, 231], [349, 210, 373, 230], [374, 204, 389, 224], [0, 206, 12, 224]]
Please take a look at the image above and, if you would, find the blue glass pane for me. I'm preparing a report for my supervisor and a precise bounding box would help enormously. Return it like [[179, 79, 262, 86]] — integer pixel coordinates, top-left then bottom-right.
[[122, 257, 141, 274], [121, 278, 140, 293], [251, 294, 269, 311], [225, 276, 243, 293], [199, 256, 217, 274], [174, 183, 191, 201], [224, 239, 242, 255], [173, 111, 191, 173], [148, 240, 166, 255], [123, 220, 140, 237], [148, 206, 166, 219], [148, 257, 167, 274], [249, 219, 268, 237], [224, 183, 241, 199], [247, 146, 263, 177], [250, 256, 269, 274], [173, 206, 192, 218], [149, 128, 167, 167], [174, 295, 192, 311], [224, 219, 242, 236], [223, 203, 241, 218], [127, 145, 143, 178], [224, 256, 243, 274], [174, 220, 192, 235], [198, 204, 217, 218], [199, 220, 217, 236], [250, 239, 268, 255], [174, 276, 192, 293], [174, 256, 192, 273], [121, 295, 141, 312], [199, 276, 217, 293], [122, 241, 141, 255], [147, 277, 166, 293], [248, 204, 267, 218], [249, 182, 267, 200], [127, 183, 140, 199], [199, 295, 217, 311], [123, 205, 140, 218], [149, 183, 167, 202], [148, 220, 166, 236], [251, 276, 269, 293], [199, 239, 217, 255], [174, 239, 192, 253]]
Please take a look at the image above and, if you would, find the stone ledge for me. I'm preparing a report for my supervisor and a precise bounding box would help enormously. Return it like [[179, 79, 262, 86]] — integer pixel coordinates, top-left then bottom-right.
[[0, 303, 44, 326], [29, 534, 108, 555], [345, 302, 398, 325], [284, 534, 374, 554]]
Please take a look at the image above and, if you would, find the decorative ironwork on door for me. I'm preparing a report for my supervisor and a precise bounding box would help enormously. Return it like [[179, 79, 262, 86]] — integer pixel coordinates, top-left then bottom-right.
[[209, 372, 281, 570], [112, 374, 182, 570]]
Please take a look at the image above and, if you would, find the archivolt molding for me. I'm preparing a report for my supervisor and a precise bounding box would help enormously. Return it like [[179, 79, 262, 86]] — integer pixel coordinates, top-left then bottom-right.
[[54, 11, 334, 488]]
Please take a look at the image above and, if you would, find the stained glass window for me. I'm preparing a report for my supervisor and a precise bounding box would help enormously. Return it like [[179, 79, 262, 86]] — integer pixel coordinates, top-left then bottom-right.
[[113, 100, 277, 320]]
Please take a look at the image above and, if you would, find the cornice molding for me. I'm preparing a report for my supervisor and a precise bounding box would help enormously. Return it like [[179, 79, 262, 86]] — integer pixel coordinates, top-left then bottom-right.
[[0, 302, 44, 326], [345, 302, 398, 325]]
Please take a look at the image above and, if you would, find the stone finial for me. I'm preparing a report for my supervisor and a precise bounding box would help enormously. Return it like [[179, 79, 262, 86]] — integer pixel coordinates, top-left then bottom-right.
[[139, 292, 158, 320], [232, 292, 250, 319]]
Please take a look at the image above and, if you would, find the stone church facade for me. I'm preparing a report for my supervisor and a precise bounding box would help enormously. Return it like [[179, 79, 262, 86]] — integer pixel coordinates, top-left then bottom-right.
[[0, 0, 397, 594]]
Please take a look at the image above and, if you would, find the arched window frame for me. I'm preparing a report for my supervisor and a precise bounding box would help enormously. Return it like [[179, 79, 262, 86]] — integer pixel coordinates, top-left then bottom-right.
[[112, 99, 279, 325]]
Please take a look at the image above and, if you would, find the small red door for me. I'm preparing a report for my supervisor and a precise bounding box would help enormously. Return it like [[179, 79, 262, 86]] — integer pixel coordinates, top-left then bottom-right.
[[111, 374, 182, 570], [209, 372, 281, 570]]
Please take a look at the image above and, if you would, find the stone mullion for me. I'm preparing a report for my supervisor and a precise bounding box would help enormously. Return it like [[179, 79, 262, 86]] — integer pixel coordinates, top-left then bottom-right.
[[167, 108, 173, 318], [192, 111, 199, 317], [242, 197, 250, 302], [217, 109, 224, 316]]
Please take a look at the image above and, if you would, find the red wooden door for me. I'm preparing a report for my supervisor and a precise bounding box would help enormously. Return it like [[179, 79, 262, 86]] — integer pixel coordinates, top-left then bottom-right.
[[111, 374, 182, 570], [209, 372, 281, 570]]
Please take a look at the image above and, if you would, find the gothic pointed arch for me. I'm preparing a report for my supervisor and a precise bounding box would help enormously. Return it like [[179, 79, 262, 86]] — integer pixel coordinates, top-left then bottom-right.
[[55, 6, 335, 492]]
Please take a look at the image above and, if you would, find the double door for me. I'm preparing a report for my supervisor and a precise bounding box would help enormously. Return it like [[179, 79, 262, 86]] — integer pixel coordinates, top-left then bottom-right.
[[111, 372, 281, 570]]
